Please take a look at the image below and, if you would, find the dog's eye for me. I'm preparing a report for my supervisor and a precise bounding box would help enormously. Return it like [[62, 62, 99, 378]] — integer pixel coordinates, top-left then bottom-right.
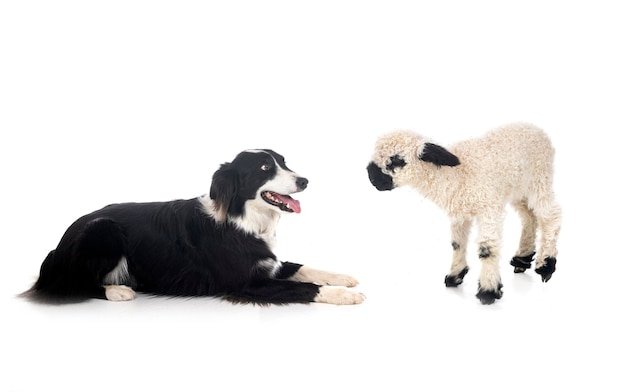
[[261, 164, 271, 171]]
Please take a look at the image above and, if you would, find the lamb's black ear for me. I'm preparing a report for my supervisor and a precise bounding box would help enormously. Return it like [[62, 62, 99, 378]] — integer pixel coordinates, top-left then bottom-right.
[[419, 143, 460, 167], [209, 163, 238, 222]]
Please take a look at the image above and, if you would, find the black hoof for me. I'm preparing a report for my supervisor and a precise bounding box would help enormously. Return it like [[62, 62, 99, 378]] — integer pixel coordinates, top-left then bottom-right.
[[476, 283, 503, 305], [510, 252, 535, 273], [535, 257, 556, 282], [445, 266, 469, 287]]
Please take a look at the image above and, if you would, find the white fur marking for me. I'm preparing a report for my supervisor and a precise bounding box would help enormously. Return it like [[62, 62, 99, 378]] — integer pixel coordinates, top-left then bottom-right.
[[258, 258, 282, 278], [104, 285, 136, 301], [290, 266, 359, 287], [314, 286, 366, 305], [103, 257, 130, 285]]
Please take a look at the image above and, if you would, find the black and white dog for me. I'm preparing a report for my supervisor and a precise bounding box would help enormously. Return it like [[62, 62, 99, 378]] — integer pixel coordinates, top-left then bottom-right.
[[24, 149, 365, 305]]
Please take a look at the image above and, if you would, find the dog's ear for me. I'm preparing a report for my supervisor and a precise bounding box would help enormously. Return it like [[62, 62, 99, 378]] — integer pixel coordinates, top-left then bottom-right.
[[209, 162, 238, 223], [419, 143, 460, 167]]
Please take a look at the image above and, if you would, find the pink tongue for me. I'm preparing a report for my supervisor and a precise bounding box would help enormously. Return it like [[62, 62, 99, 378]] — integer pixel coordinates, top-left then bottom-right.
[[275, 194, 301, 213]]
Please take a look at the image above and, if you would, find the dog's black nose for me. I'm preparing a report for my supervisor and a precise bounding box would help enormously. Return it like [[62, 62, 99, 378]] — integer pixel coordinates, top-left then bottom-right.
[[296, 177, 308, 190]]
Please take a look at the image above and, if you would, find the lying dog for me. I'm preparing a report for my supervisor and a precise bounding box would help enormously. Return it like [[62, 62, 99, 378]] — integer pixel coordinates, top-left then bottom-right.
[[24, 149, 365, 305]]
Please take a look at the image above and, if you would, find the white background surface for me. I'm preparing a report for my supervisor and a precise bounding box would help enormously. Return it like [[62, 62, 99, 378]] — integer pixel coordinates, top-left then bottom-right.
[[1, 1, 624, 391]]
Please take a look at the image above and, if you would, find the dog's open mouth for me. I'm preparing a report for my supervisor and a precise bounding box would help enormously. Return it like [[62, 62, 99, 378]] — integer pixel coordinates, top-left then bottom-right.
[[262, 191, 301, 213]]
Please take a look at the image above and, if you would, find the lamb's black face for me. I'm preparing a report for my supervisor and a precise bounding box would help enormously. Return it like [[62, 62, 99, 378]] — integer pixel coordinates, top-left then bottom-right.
[[210, 149, 308, 219], [367, 155, 405, 191], [367, 162, 394, 191]]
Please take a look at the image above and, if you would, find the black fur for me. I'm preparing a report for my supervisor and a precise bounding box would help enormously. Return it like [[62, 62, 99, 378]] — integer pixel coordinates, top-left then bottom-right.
[[419, 143, 461, 167], [510, 252, 535, 273], [385, 155, 406, 172], [23, 150, 323, 305], [535, 256, 556, 283], [444, 266, 469, 287], [476, 282, 503, 305], [367, 162, 394, 191], [478, 245, 491, 259]]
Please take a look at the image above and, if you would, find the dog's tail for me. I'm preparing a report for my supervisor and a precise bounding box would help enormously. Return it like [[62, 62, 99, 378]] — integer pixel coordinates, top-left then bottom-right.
[[21, 218, 127, 303], [20, 249, 103, 304]]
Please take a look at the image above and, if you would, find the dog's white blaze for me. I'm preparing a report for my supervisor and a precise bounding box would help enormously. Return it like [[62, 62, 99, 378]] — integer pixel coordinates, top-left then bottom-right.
[[103, 257, 130, 285], [265, 166, 300, 195], [246, 150, 301, 195]]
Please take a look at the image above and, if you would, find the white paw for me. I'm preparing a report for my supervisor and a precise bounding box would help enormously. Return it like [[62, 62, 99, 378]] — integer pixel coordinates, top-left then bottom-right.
[[104, 285, 136, 301], [321, 273, 359, 287], [291, 267, 360, 287], [314, 287, 366, 305]]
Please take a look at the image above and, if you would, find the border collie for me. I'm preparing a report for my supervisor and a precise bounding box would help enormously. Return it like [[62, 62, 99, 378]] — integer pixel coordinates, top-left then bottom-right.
[[23, 149, 365, 305]]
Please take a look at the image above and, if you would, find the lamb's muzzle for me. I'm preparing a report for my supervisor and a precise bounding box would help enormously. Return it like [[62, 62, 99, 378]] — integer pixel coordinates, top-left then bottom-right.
[[366, 162, 394, 191]]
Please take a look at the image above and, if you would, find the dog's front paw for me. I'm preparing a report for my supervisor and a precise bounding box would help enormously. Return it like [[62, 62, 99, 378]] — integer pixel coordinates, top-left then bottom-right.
[[315, 287, 366, 305], [292, 266, 359, 287], [322, 273, 359, 288]]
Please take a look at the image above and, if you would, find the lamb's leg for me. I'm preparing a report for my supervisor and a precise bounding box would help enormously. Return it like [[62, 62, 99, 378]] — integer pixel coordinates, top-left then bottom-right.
[[444, 219, 472, 287], [510, 199, 537, 273], [475, 210, 504, 305], [534, 198, 561, 282]]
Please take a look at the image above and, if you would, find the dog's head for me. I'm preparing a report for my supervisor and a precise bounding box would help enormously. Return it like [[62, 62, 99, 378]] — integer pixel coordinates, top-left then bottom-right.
[[367, 130, 460, 191], [209, 149, 308, 222]]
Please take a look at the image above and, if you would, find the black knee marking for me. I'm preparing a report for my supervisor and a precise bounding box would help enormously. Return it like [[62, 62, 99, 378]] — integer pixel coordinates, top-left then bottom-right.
[[451, 241, 460, 251], [510, 252, 535, 273], [478, 245, 491, 259], [444, 266, 469, 287], [476, 282, 503, 305], [535, 257, 556, 282]]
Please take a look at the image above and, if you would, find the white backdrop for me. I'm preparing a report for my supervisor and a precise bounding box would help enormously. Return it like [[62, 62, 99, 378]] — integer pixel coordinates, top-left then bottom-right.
[[1, 1, 624, 391]]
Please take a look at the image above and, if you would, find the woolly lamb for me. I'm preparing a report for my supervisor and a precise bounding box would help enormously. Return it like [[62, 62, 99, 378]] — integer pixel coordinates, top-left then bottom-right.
[[366, 122, 561, 304]]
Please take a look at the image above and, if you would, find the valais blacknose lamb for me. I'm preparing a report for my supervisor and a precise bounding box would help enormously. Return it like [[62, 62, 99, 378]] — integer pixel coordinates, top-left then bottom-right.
[[367, 122, 561, 304]]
